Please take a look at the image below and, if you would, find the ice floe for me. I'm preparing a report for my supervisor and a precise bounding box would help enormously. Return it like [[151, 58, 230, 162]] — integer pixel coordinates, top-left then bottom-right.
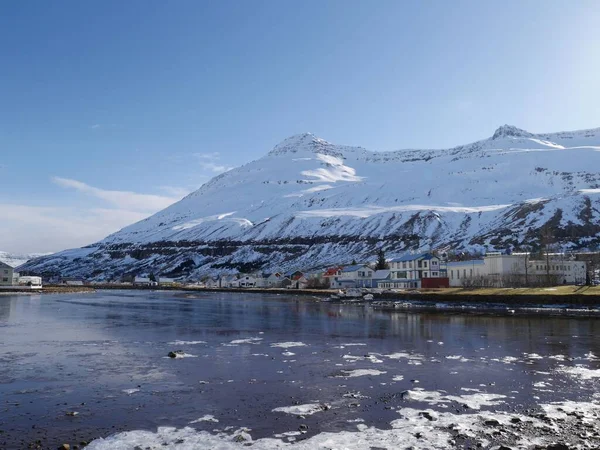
[[557, 365, 600, 380], [270, 342, 307, 348], [229, 337, 263, 344], [122, 388, 140, 395], [190, 415, 219, 423], [337, 369, 387, 378], [272, 403, 329, 415], [168, 340, 207, 345]]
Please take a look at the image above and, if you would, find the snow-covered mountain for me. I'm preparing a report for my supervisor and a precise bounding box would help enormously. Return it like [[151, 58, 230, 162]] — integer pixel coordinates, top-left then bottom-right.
[[0, 251, 50, 269], [22, 125, 600, 279]]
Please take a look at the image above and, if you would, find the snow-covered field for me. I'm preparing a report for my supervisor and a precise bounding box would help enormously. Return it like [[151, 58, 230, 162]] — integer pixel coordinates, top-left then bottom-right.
[[21, 124, 600, 279]]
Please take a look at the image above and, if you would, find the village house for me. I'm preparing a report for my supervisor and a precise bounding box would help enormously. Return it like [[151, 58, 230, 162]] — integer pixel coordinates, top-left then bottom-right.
[[258, 272, 284, 288], [0, 261, 15, 286], [204, 277, 220, 288], [158, 277, 178, 286], [133, 276, 157, 287], [237, 275, 257, 288], [387, 253, 448, 289], [328, 265, 373, 289]]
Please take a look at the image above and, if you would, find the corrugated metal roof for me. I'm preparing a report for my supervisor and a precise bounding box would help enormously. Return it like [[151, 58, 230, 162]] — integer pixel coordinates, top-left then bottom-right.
[[389, 252, 436, 263]]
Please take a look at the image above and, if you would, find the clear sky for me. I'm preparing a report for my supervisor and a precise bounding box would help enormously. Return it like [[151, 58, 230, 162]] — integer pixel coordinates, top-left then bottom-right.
[[1, 1, 599, 254]]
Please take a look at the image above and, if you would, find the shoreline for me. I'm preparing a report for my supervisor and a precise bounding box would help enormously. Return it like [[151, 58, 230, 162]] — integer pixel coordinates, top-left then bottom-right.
[[5, 284, 599, 307]]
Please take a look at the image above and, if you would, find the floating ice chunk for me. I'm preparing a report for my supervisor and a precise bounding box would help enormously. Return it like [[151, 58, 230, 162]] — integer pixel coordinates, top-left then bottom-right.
[[122, 388, 140, 395], [557, 365, 600, 380], [271, 342, 307, 348], [168, 340, 207, 345], [337, 369, 387, 378], [272, 403, 329, 415], [190, 415, 219, 423], [230, 337, 263, 344], [282, 351, 295, 356], [392, 375, 404, 381]]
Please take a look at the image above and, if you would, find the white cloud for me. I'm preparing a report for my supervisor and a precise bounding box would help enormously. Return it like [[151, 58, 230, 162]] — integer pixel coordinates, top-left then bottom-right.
[[52, 177, 179, 212], [192, 152, 234, 173], [0, 203, 149, 254]]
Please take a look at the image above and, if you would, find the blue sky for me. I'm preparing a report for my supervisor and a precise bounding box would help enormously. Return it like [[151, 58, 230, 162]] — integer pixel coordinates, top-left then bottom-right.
[[1, 1, 599, 253]]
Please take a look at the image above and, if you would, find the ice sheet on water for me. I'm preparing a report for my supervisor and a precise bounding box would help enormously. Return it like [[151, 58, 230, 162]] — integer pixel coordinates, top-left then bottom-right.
[[168, 340, 207, 345], [337, 369, 387, 378], [557, 365, 600, 380], [229, 337, 263, 344], [407, 388, 507, 410], [272, 403, 328, 415], [189, 415, 219, 423], [122, 388, 140, 395], [270, 342, 307, 348]]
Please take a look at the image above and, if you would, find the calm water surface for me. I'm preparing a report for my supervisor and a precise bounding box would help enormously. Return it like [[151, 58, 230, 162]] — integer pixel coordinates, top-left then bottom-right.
[[1, 290, 599, 449]]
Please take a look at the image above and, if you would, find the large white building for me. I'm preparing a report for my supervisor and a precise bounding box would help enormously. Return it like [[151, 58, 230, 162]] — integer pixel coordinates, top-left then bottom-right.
[[447, 253, 587, 287], [0, 261, 15, 286]]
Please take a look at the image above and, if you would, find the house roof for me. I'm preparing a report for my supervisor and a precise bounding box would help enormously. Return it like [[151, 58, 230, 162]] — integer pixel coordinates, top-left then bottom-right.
[[0, 261, 14, 269], [389, 252, 437, 263], [324, 267, 342, 276], [341, 264, 370, 273], [371, 270, 391, 280]]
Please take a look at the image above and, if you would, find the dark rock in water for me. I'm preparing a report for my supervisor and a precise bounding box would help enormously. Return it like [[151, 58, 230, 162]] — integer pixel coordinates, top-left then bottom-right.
[[168, 350, 185, 358], [484, 419, 500, 426], [544, 444, 570, 450], [510, 417, 522, 424], [298, 424, 309, 432], [419, 411, 437, 421], [58, 445, 70, 450]]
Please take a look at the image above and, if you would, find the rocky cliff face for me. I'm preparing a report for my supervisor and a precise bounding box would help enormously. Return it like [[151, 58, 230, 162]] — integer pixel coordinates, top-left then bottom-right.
[[21, 125, 600, 279]]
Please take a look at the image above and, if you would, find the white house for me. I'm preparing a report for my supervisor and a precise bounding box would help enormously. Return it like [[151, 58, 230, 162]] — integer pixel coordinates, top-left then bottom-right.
[[219, 274, 239, 288], [387, 253, 447, 288], [205, 277, 220, 288], [158, 277, 178, 286], [329, 265, 373, 289], [237, 275, 257, 288], [0, 262, 15, 286], [257, 272, 284, 288], [17, 276, 42, 288], [134, 277, 157, 286]]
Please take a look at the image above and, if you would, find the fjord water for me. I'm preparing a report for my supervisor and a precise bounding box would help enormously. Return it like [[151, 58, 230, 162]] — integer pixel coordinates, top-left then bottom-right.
[[1, 291, 599, 449]]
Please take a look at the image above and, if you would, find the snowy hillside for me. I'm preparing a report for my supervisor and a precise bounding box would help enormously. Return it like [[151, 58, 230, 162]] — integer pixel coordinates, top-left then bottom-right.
[[22, 125, 600, 279], [0, 251, 49, 269]]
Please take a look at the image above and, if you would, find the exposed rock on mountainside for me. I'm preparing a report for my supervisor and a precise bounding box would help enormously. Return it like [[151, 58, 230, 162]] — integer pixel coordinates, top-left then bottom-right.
[[21, 125, 600, 279]]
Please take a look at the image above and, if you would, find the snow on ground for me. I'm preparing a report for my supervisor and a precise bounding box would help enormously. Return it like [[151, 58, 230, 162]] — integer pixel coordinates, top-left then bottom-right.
[[85, 399, 600, 450]]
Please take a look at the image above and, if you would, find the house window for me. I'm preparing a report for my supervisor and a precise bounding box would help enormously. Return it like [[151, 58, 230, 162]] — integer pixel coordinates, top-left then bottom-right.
[[469, 269, 472, 277], [368, 271, 372, 276], [450, 270, 454, 279], [3, 270, 7, 274], [432, 271, 438, 277], [2, 278, 7, 283], [457, 271, 460, 279], [423, 261, 428, 268], [463, 269, 466, 277], [397, 271, 407, 279]]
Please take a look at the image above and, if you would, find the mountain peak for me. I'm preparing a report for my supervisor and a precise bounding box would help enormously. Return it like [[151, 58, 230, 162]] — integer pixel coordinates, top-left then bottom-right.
[[269, 133, 332, 156], [491, 125, 532, 140]]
